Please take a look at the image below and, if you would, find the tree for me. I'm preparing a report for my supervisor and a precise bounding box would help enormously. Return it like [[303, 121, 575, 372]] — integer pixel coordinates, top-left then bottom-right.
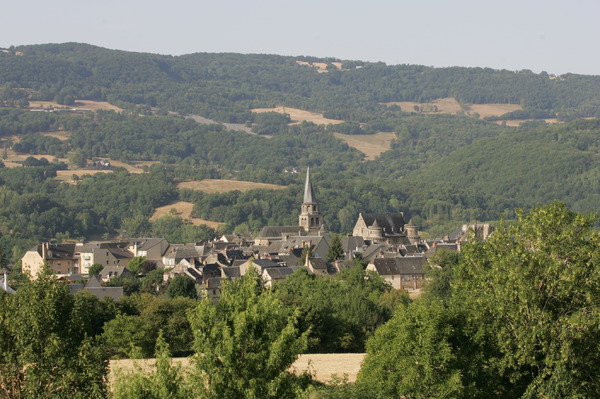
[[166, 274, 198, 299], [128, 256, 147, 275], [326, 233, 344, 262], [112, 331, 196, 399], [454, 202, 600, 397], [88, 263, 104, 276], [187, 267, 311, 398], [357, 299, 483, 398], [0, 269, 108, 397]]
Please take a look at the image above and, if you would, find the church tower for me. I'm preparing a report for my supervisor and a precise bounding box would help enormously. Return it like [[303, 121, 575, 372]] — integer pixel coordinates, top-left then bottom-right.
[[299, 167, 322, 233]]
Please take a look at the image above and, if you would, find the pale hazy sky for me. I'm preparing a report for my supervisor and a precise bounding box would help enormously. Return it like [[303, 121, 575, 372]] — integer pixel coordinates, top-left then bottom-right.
[[2, 0, 599, 76]]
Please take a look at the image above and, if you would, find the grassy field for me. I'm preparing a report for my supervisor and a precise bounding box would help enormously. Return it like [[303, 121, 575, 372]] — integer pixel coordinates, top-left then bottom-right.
[[252, 106, 344, 125], [177, 179, 287, 193], [382, 97, 524, 120], [333, 132, 396, 160], [40, 130, 71, 141], [466, 103, 522, 118], [28, 100, 122, 112], [110, 353, 365, 385], [151, 201, 225, 229]]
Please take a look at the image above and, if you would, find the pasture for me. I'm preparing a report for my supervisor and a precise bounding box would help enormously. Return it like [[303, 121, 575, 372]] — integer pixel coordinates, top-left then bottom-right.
[[177, 179, 287, 194], [110, 353, 366, 385], [151, 201, 225, 229], [333, 132, 396, 160], [252, 106, 344, 125]]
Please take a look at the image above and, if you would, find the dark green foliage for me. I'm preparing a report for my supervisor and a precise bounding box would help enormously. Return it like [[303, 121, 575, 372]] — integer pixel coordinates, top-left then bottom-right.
[[188, 267, 312, 398], [166, 274, 197, 299], [355, 203, 600, 398], [87, 263, 104, 276], [0, 270, 108, 397], [273, 266, 391, 353], [326, 233, 344, 262], [252, 111, 290, 135], [102, 294, 197, 358]]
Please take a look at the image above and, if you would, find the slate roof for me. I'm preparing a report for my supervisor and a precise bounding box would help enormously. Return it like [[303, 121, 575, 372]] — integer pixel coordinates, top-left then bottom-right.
[[371, 256, 427, 275], [303, 167, 317, 204], [360, 213, 406, 236], [252, 258, 280, 269], [307, 257, 328, 270], [38, 243, 77, 259], [222, 266, 241, 279], [425, 242, 459, 257], [263, 267, 295, 281], [163, 245, 200, 260], [342, 236, 366, 252], [257, 226, 305, 239]]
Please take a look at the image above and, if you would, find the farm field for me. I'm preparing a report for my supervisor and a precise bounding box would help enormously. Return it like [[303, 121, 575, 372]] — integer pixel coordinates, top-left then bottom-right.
[[110, 353, 365, 385], [333, 132, 396, 160], [466, 103, 522, 118], [252, 106, 344, 125], [40, 130, 71, 141], [28, 100, 122, 112], [151, 201, 225, 229], [382, 97, 524, 119], [177, 179, 287, 193]]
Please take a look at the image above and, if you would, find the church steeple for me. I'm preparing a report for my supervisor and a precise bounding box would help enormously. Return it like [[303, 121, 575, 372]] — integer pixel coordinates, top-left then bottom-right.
[[299, 167, 322, 233], [303, 166, 316, 204]]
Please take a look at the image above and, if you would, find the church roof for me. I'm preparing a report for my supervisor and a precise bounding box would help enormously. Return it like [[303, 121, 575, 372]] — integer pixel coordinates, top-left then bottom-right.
[[303, 167, 317, 204], [361, 213, 406, 235]]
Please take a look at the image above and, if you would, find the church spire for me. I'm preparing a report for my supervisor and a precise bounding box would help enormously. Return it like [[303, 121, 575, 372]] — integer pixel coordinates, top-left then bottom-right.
[[299, 167, 322, 233], [303, 166, 316, 204]]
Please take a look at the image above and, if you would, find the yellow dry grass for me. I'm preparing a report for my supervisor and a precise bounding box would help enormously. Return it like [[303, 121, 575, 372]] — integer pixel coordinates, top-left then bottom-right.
[[28, 100, 122, 112], [296, 61, 344, 72], [466, 103, 522, 118], [109, 353, 365, 385], [99, 159, 146, 174], [177, 179, 286, 194], [151, 201, 225, 229], [40, 131, 71, 141], [383, 98, 526, 120], [384, 98, 464, 114], [334, 132, 396, 160], [494, 118, 561, 127], [55, 169, 113, 178], [252, 106, 344, 125]]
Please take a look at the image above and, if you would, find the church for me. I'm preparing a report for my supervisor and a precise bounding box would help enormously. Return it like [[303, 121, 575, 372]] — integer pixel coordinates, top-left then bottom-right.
[[254, 167, 416, 247], [254, 167, 325, 246]]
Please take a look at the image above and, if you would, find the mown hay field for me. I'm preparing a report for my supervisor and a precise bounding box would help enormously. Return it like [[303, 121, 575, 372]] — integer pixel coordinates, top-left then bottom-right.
[[177, 179, 287, 194], [334, 132, 396, 160], [252, 106, 344, 125], [110, 353, 365, 385], [151, 201, 225, 229]]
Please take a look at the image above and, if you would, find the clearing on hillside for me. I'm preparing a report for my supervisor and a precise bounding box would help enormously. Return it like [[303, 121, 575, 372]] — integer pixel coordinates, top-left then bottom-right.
[[109, 353, 365, 385], [28, 100, 122, 112], [334, 132, 396, 160], [177, 179, 287, 194], [252, 106, 344, 125], [295, 60, 344, 73], [466, 103, 522, 118], [382, 98, 525, 120], [40, 131, 71, 141], [151, 201, 225, 230]]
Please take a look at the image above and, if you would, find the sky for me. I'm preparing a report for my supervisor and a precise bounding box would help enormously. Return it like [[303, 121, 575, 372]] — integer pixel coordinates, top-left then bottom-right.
[[2, 0, 599, 76]]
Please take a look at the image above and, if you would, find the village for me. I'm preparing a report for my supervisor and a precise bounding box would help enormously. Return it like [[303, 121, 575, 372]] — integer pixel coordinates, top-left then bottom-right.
[[3, 168, 493, 299]]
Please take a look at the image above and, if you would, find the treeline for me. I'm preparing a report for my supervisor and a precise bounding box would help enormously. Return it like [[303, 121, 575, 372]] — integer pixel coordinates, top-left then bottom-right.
[[3, 43, 600, 124]]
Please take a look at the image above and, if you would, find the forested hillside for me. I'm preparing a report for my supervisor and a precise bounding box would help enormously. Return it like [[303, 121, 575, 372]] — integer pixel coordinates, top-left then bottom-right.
[[0, 43, 598, 261]]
